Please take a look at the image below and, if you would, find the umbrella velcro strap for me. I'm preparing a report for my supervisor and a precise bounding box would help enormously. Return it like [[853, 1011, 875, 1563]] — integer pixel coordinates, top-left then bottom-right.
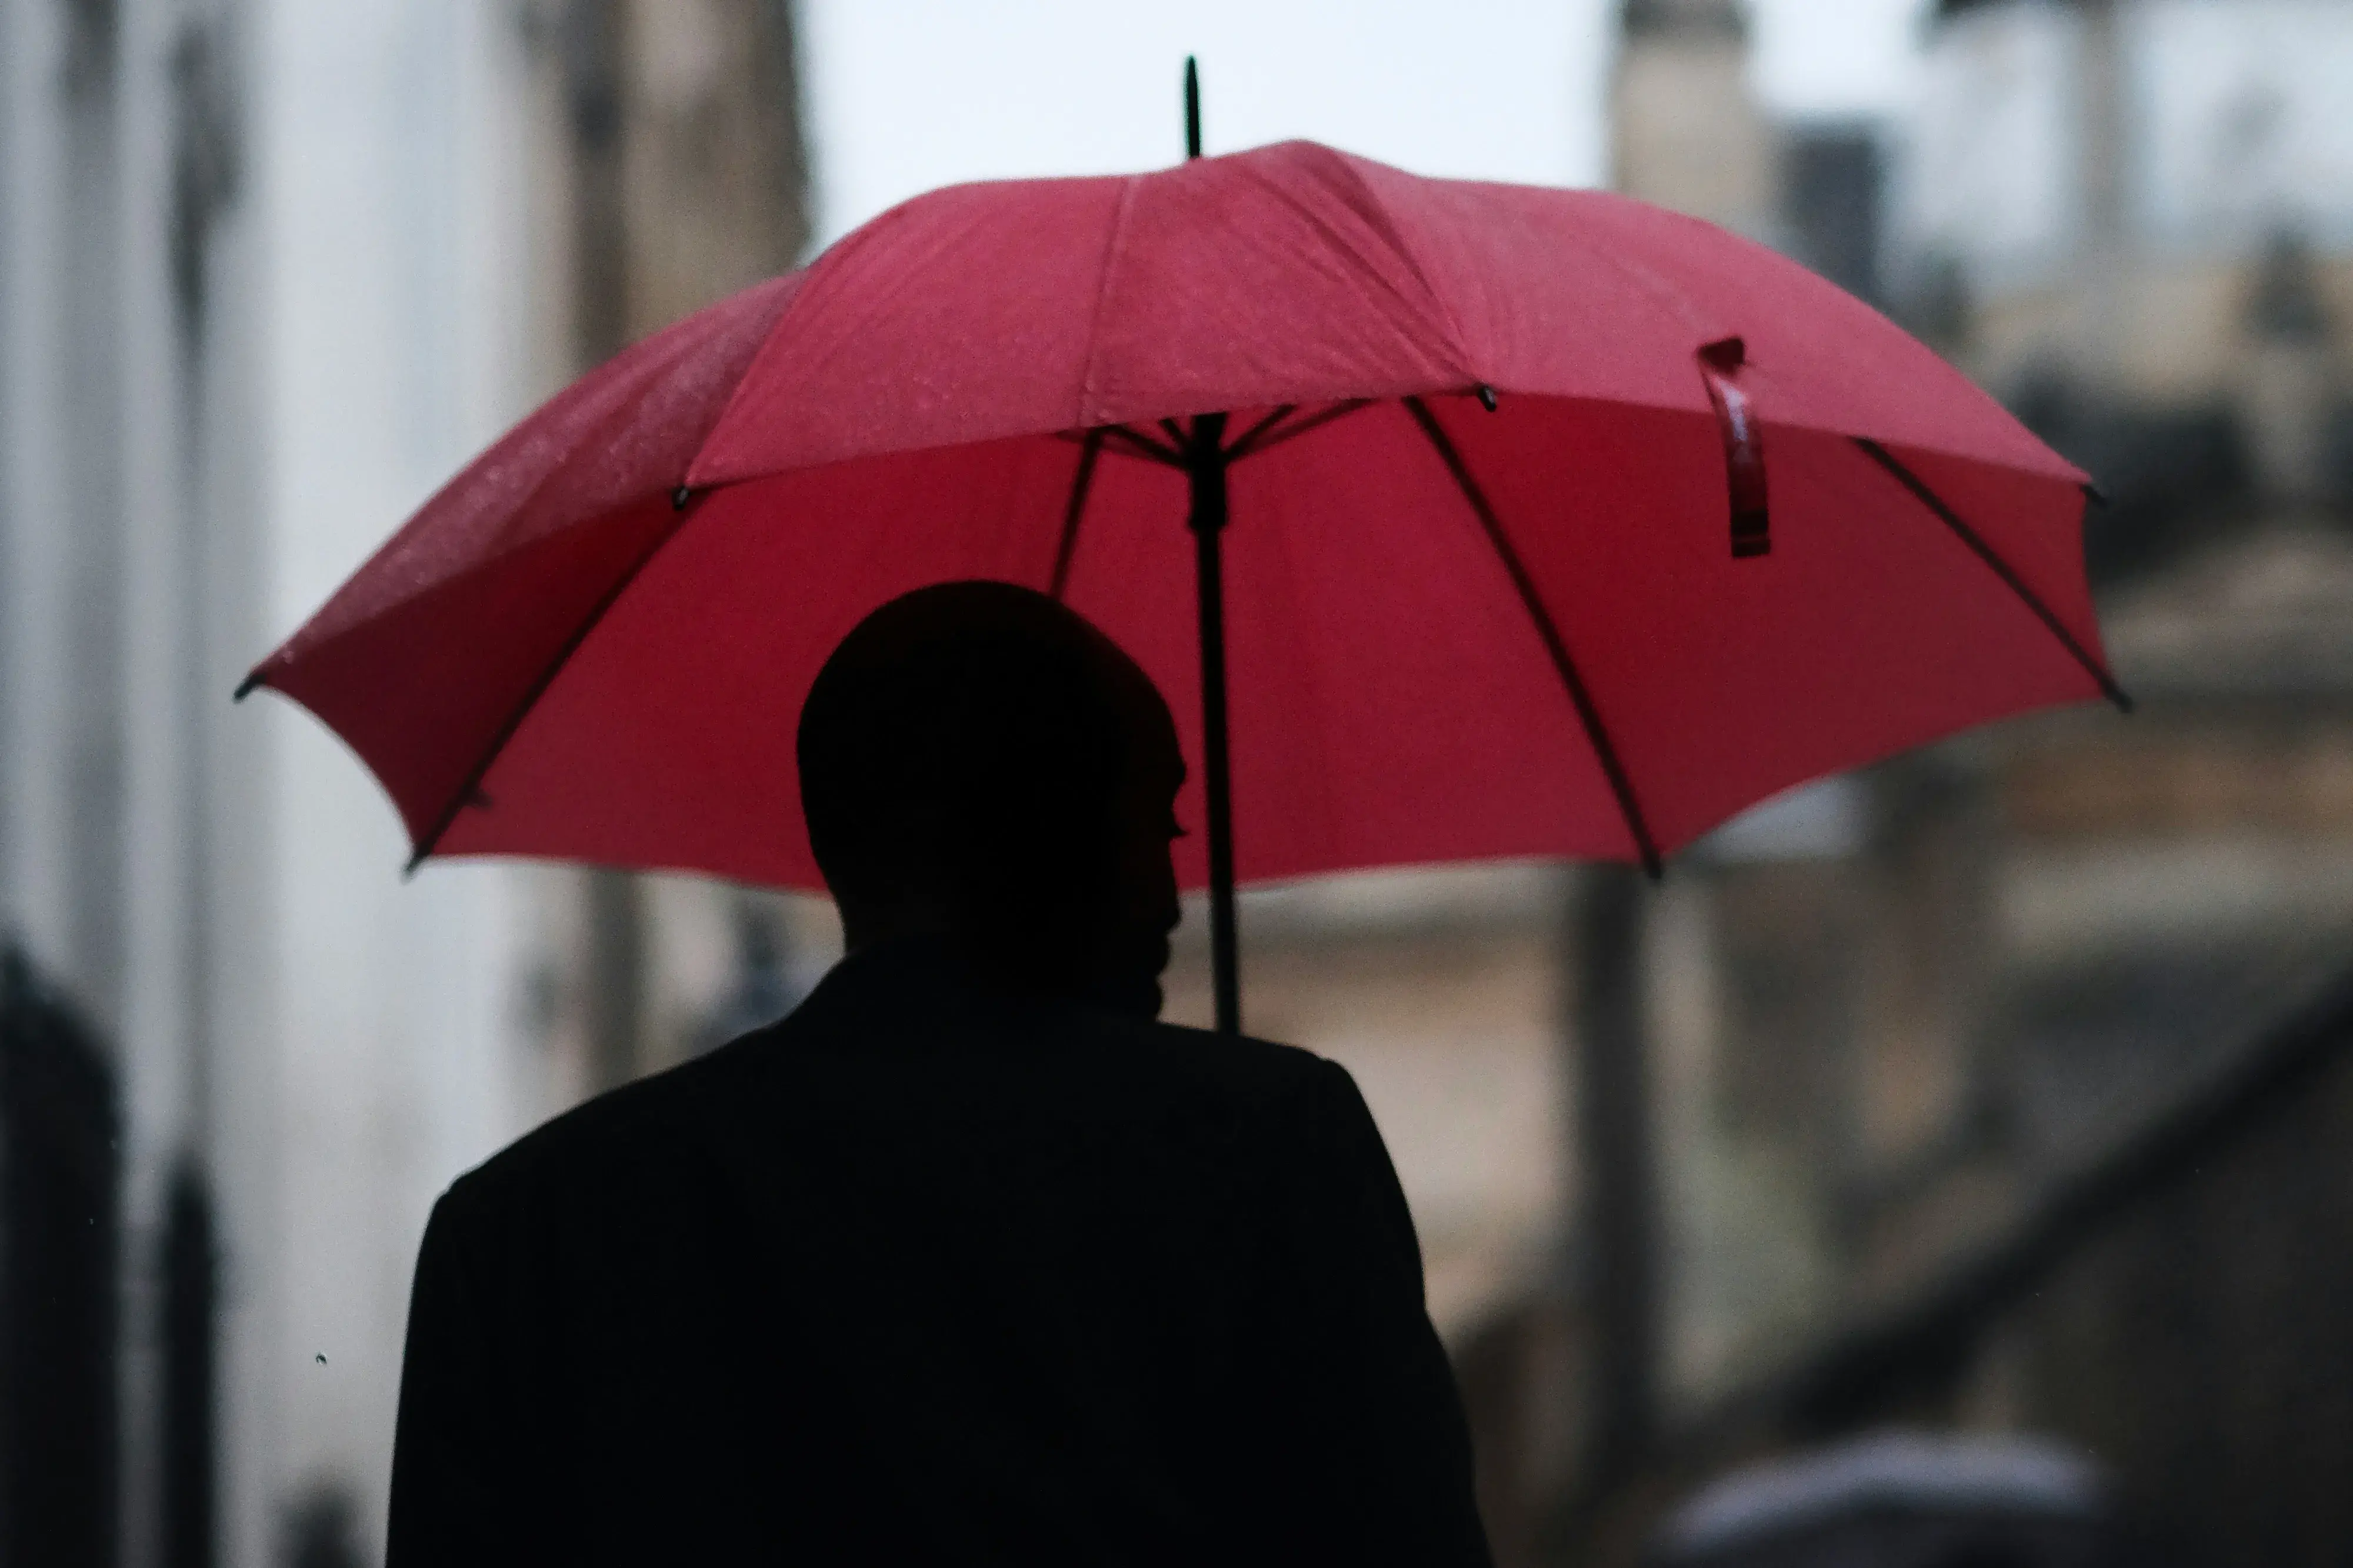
[[1699, 337, 1770, 560]]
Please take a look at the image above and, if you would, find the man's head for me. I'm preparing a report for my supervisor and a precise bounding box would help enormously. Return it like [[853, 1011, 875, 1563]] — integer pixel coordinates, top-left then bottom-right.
[[797, 581, 1185, 1016]]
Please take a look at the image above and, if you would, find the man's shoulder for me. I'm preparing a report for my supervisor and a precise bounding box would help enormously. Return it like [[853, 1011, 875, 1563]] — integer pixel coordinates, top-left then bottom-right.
[[435, 1001, 1353, 1226], [438, 1041, 752, 1222], [1111, 1012, 1338, 1097], [1035, 1006, 1358, 1140]]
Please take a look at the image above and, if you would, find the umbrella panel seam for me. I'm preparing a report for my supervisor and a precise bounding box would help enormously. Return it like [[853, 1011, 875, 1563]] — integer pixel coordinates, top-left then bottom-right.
[[399, 494, 709, 873], [1074, 175, 1142, 430], [257, 330, 742, 682], [1238, 149, 1472, 375]]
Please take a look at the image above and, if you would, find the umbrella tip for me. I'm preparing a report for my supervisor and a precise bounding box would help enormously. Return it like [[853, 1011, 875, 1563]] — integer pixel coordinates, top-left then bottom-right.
[[232, 671, 262, 703], [1476, 384, 1498, 412], [1184, 57, 1201, 161]]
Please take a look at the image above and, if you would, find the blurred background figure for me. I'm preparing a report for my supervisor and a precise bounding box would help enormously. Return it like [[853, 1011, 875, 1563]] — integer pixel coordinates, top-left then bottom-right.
[[1647, 1431, 2118, 1568], [4, 2, 2351, 1566]]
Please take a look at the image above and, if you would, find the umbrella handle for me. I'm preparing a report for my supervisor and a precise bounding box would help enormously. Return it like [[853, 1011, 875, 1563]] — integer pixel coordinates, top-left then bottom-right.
[[1187, 414, 1242, 1035]]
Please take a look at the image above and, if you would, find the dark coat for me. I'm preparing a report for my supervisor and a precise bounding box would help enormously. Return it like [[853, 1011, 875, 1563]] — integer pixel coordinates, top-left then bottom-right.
[[387, 938, 1492, 1567]]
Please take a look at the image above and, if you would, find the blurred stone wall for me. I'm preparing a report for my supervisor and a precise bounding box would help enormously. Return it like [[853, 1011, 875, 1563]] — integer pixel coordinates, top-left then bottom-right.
[[2009, 1028, 2353, 1566], [512, 0, 818, 1099]]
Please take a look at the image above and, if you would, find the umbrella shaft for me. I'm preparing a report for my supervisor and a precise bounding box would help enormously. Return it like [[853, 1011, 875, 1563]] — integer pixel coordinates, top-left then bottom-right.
[[1187, 415, 1241, 1036]]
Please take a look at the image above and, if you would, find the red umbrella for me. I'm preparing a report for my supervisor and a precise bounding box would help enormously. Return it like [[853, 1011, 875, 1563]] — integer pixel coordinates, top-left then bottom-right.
[[240, 89, 2123, 1035]]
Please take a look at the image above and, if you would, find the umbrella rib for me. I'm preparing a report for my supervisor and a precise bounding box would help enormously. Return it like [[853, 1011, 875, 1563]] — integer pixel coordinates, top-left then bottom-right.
[[1090, 424, 1185, 467], [1403, 396, 1664, 878], [1852, 436, 2133, 713], [1048, 428, 1105, 600], [1228, 398, 1375, 461], [401, 490, 709, 875], [1224, 403, 1296, 458]]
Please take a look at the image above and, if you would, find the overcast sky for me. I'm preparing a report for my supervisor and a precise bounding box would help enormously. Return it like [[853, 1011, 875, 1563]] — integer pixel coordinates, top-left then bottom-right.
[[797, 0, 1929, 249]]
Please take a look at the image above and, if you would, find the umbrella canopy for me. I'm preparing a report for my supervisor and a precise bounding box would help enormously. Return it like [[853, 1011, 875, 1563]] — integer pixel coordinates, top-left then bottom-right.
[[242, 137, 2119, 992]]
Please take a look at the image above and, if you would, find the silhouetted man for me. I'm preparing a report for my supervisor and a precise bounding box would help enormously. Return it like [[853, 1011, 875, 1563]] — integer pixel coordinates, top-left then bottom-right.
[[388, 581, 1492, 1567]]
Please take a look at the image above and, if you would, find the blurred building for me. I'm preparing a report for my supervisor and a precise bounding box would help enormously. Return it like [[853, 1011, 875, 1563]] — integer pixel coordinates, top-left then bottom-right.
[[1614, 0, 1779, 245], [0, 3, 808, 1564], [504, 0, 826, 1111], [1465, 4, 2353, 1566], [1894, 0, 2353, 562]]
